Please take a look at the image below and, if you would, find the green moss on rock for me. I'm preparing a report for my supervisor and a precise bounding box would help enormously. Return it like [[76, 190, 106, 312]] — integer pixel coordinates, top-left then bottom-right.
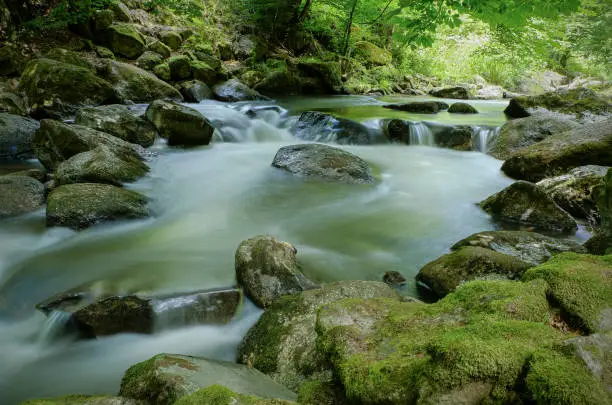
[[103, 23, 146, 59], [174, 385, 296, 405], [168, 55, 192, 80], [353, 41, 392, 66], [153, 63, 171, 81], [20, 394, 141, 405], [523, 253, 612, 333]]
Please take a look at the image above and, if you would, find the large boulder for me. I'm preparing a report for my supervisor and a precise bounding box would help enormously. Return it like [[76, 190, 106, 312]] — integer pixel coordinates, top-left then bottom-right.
[[501, 119, 612, 182], [101, 23, 146, 59], [315, 279, 609, 404], [238, 281, 399, 391], [145, 100, 214, 147], [212, 79, 267, 102], [100, 60, 183, 103], [33, 119, 145, 171], [0, 113, 39, 159], [73, 295, 154, 336], [434, 125, 473, 151], [135, 51, 164, 71], [21, 395, 142, 405], [504, 87, 610, 122], [235, 236, 317, 308], [119, 354, 297, 404], [45, 47, 95, 71], [0, 89, 28, 116], [524, 253, 612, 333], [46, 183, 148, 230], [384, 101, 442, 114], [537, 165, 609, 222], [146, 40, 171, 58], [448, 102, 478, 114], [382, 119, 410, 143], [271, 144, 374, 184], [55, 145, 149, 186], [292, 111, 374, 145], [159, 30, 182, 50], [191, 61, 218, 84], [19, 58, 118, 118], [75, 104, 157, 147], [489, 114, 583, 160], [416, 246, 533, 298], [168, 55, 192, 80], [430, 86, 471, 99], [178, 80, 213, 103], [296, 60, 342, 94], [0, 175, 45, 219], [353, 41, 392, 66], [479, 181, 577, 233], [451, 230, 586, 265]]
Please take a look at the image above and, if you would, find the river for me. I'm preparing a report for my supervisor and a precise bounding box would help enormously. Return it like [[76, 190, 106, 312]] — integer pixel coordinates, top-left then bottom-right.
[[0, 95, 516, 403]]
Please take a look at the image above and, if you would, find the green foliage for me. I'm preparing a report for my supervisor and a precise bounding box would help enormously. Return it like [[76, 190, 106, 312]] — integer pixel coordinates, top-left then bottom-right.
[[26, 0, 114, 30], [144, 0, 202, 18]]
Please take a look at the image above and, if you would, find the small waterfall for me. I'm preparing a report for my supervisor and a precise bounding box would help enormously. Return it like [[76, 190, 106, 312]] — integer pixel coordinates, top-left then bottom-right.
[[409, 122, 435, 146], [472, 126, 500, 153], [38, 310, 72, 344]]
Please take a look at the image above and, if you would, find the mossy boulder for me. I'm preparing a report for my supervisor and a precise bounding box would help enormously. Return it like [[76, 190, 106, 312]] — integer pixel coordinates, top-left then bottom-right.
[[46, 183, 148, 230], [178, 80, 213, 103], [489, 114, 583, 160], [384, 101, 441, 114], [33, 119, 145, 171], [95, 46, 115, 59], [20, 395, 142, 405], [102, 23, 145, 59], [382, 119, 410, 143], [315, 279, 610, 404], [235, 235, 318, 308], [479, 180, 577, 233], [191, 61, 217, 84], [0, 113, 39, 159], [434, 125, 473, 150], [119, 354, 297, 405], [153, 63, 171, 81], [271, 144, 375, 184], [0, 90, 28, 116], [145, 100, 214, 147], [501, 118, 612, 182], [45, 48, 95, 71], [147, 40, 172, 58], [212, 79, 267, 102], [159, 30, 182, 51], [296, 60, 343, 94], [293, 111, 374, 145], [110, 1, 132, 22], [416, 246, 533, 298], [254, 70, 302, 96], [524, 253, 612, 333], [174, 385, 296, 405], [19, 58, 118, 119], [593, 169, 612, 253], [448, 102, 478, 114], [91, 9, 114, 34], [238, 281, 399, 391], [136, 51, 164, 71], [353, 41, 392, 66], [75, 104, 157, 147], [55, 145, 149, 186], [451, 230, 586, 265], [0, 175, 45, 219], [168, 55, 192, 80], [504, 87, 611, 121], [536, 165, 609, 222], [430, 86, 471, 99], [100, 60, 183, 103]]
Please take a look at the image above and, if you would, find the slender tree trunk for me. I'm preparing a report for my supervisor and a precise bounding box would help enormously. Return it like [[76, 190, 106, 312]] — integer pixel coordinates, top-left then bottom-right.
[[342, 0, 358, 56]]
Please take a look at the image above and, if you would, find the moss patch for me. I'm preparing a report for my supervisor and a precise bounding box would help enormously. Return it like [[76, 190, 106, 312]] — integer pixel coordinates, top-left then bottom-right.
[[174, 385, 295, 405]]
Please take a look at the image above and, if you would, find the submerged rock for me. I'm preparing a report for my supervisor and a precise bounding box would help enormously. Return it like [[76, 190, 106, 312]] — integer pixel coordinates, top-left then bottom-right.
[[100, 61, 183, 103], [382, 119, 410, 143], [33, 119, 145, 171], [238, 281, 399, 391], [501, 118, 612, 182], [212, 79, 267, 102], [145, 100, 214, 147], [19, 58, 118, 119], [536, 165, 609, 222], [292, 111, 374, 145], [430, 86, 470, 99], [271, 144, 374, 184], [448, 102, 478, 114], [489, 114, 583, 160], [75, 105, 157, 148], [46, 183, 148, 230], [0, 113, 40, 159], [119, 354, 297, 405], [479, 181, 577, 233], [416, 246, 532, 298], [73, 295, 154, 337], [0, 175, 45, 219], [55, 145, 149, 186], [451, 230, 586, 265], [504, 87, 610, 121], [383, 101, 441, 114], [235, 236, 317, 308], [524, 253, 612, 333]]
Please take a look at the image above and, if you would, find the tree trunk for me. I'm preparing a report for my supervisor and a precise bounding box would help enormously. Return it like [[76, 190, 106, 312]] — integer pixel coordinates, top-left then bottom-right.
[[342, 0, 359, 56]]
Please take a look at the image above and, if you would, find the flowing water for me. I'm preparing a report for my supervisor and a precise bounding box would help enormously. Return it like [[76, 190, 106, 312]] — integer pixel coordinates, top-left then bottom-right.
[[0, 95, 528, 403]]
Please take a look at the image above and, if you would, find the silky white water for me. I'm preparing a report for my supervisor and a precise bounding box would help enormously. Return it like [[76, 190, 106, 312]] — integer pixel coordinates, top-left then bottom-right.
[[0, 96, 516, 404]]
